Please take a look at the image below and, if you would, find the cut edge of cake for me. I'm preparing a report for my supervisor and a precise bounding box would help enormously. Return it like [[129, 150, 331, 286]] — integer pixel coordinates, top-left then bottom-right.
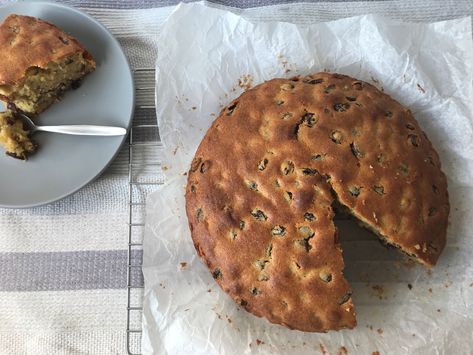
[[0, 52, 96, 116]]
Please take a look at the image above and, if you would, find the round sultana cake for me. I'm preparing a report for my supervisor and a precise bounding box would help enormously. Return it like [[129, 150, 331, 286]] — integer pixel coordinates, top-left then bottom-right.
[[185, 72, 449, 332]]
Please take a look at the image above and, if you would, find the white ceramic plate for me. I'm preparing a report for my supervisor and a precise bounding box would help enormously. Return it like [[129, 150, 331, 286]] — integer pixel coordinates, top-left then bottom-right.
[[0, 1, 134, 208]]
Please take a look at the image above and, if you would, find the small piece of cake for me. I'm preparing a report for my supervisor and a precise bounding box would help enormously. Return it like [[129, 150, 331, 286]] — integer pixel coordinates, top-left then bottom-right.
[[0, 109, 36, 159], [185, 72, 449, 332], [0, 14, 96, 115]]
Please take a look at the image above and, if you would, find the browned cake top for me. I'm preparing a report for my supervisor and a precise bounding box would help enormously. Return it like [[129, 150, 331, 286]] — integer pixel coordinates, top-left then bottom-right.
[[0, 14, 94, 85], [185, 72, 449, 332]]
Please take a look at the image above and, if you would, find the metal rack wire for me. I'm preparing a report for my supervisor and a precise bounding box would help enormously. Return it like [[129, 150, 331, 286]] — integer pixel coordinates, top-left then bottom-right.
[[126, 68, 162, 355]]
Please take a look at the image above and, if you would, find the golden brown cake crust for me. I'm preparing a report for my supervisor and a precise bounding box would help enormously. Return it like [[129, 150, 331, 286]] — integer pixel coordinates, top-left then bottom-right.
[[0, 14, 95, 86], [185, 72, 449, 332]]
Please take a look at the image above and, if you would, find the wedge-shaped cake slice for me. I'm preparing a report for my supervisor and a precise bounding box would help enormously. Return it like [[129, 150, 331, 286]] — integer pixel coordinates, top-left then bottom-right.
[[185, 72, 449, 332], [0, 14, 96, 115]]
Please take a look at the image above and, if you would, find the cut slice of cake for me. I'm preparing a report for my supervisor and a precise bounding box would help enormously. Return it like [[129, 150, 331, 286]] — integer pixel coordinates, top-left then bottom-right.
[[0, 109, 36, 160], [0, 14, 96, 116]]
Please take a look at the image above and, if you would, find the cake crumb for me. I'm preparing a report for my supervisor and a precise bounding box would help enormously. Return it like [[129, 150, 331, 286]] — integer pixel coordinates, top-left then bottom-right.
[[319, 343, 327, 355], [192, 106, 196, 110], [377, 328, 383, 334], [277, 53, 297, 74], [180, 262, 187, 268], [371, 284, 385, 299], [407, 283, 413, 290], [256, 339, 264, 346], [437, 309, 441, 312], [207, 289, 211, 292], [277, 53, 288, 67], [238, 74, 253, 90], [428, 288, 433, 293], [372, 352, 380, 355], [338, 346, 348, 354]]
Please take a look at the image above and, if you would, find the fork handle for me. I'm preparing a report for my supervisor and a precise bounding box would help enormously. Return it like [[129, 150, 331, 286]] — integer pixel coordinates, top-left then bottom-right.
[[36, 125, 127, 136]]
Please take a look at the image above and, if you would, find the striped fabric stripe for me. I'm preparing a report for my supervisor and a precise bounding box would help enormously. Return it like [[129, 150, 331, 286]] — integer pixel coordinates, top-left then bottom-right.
[[59, 0, 388, 9], [0, 289, 130, 353], [0, 250, 143, 292]]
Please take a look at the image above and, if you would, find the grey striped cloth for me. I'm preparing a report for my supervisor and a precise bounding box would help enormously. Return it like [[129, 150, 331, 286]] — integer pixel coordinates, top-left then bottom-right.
[[0, 0, 472, 354]]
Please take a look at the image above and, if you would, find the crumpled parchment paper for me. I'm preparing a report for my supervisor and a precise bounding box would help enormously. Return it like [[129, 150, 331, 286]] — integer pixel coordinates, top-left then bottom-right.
[[142, 3, 473, 354]]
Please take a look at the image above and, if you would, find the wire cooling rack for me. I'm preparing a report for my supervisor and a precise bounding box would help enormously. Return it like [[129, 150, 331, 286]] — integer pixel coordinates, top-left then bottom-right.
[[126, 67, 162, 355]]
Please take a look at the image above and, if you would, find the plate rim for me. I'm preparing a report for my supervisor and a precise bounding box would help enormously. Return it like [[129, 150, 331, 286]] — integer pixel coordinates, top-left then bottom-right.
[[0, 1, 135, 209]]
